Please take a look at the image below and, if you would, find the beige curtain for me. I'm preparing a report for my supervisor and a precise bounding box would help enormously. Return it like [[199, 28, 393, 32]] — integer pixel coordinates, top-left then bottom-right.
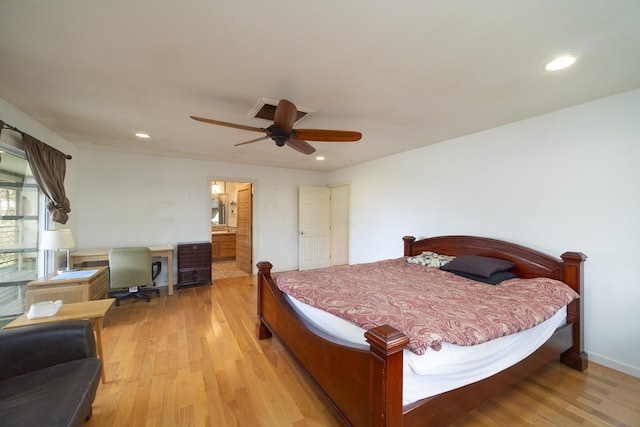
[[22, 134, 71, 224]]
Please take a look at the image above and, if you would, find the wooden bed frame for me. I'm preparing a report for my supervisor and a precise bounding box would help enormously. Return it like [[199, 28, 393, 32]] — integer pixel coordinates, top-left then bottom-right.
[[256, 235, 587, 426]]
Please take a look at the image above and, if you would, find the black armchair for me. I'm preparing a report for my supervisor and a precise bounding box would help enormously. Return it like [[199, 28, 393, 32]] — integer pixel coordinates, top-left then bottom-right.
[[0, 320, 102, 427]]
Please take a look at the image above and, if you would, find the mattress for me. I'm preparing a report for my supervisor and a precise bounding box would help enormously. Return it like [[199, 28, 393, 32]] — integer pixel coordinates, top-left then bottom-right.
[[284, 293, 567, 405]]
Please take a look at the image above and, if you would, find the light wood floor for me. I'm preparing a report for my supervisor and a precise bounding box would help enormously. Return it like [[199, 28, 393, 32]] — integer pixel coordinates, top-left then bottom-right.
[[87, 275, 640, 427]]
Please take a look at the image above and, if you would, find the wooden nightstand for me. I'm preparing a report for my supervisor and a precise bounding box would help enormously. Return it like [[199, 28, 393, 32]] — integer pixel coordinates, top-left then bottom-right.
[[25, 266, 109, 306]]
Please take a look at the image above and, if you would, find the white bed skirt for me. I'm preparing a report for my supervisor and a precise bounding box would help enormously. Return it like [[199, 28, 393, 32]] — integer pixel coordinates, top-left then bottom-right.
[[284, 294, 567, 405]]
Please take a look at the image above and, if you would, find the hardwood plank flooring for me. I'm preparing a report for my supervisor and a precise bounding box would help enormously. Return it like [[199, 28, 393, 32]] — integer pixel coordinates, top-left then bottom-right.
[[87, 276, 640, 427]]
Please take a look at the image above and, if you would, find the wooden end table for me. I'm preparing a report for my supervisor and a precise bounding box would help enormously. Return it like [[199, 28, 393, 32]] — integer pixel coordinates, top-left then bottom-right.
[[2, 298, 115, 383]]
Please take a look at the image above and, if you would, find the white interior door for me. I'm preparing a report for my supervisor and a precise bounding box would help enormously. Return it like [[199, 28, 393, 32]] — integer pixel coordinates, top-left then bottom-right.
[[330, 184, 349, 266], [298, 186, 330, 271]]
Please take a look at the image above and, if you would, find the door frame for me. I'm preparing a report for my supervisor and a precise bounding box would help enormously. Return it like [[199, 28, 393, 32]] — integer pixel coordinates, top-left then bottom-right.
[[208, 176, 255, 274]]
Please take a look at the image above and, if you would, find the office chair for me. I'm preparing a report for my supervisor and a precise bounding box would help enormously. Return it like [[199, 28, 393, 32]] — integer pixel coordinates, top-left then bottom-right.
[[108, 247, 161, 306]]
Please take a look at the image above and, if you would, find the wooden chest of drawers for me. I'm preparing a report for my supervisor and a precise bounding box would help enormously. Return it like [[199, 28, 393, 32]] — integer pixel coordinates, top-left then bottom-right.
[[177, 242, 212, 286]]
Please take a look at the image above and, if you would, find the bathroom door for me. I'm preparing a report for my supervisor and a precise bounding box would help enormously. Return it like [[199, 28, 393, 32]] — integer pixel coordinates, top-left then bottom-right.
[[236, 183, 253, 274]]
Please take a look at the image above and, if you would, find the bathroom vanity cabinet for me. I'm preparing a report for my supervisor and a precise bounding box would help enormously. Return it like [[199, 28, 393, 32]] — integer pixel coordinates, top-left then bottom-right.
[[211, 232, 236, 259]]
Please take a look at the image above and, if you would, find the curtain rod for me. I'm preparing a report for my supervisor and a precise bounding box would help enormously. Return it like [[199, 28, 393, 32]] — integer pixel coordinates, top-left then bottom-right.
[[2, 122, 72, 160]]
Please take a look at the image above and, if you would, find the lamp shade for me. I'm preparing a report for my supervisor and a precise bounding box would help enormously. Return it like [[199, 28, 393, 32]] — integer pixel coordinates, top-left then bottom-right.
[[40, 229, 76, 250]]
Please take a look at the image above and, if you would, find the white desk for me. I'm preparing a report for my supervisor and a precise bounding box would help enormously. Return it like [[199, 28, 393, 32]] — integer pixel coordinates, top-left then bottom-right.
[[70, 245, 175, 296]]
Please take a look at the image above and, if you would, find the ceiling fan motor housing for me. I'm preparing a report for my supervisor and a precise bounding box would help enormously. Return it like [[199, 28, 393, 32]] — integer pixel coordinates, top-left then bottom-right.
[[267, 125, 293, 147]]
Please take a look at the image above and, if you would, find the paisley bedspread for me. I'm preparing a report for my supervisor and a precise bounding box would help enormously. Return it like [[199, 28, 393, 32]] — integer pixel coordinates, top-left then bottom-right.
[[276, 258, 579, 355]]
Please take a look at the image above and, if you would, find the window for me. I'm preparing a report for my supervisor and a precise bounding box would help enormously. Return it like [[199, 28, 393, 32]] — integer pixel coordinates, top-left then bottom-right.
[[0, 146, 41, 321]]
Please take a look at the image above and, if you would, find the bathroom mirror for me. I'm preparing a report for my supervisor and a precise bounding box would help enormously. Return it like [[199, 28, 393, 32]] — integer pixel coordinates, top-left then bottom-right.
[[211, 194, 226, 225]]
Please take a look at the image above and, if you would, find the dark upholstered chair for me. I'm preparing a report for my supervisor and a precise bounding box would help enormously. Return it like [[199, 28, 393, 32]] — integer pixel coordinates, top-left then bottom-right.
[[0, 320, 102, 426], [108, 247, 161, 306]]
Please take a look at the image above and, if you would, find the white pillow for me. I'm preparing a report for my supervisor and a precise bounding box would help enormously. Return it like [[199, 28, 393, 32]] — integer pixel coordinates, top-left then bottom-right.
[[406, 251, 455, 268]]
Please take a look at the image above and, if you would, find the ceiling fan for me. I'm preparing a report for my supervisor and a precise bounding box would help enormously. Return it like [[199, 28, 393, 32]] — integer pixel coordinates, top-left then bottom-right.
[[190, 99, 362, 155]]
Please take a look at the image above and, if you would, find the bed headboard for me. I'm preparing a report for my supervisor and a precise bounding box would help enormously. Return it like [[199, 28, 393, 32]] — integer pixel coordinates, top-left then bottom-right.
[[403, 235, 585, 281]]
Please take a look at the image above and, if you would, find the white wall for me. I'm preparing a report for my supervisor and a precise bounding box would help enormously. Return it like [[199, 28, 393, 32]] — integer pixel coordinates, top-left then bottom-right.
[[329, 89, 640, 378], [74, 149, 327, 280]]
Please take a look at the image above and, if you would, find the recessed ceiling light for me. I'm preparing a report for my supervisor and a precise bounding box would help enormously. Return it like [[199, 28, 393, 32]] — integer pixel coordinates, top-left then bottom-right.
[[544, 55, 576, 71], [316, 156, 325, 161], [135, 132, 150, 139]]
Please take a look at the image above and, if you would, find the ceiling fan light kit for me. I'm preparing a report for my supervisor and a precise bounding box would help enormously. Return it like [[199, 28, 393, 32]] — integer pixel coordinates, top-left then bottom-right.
[[191, 99, 362, 155]]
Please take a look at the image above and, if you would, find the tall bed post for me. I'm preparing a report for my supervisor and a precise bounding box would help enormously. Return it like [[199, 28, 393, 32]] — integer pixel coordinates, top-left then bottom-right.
[[560, 251, 588, 371], [403, 235, 416, 256], [256, 261, 273, 340], [365, 325, 410, 427]]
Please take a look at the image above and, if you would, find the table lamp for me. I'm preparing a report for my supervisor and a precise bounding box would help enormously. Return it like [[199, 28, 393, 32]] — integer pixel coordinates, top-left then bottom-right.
[[40, 229, 78, 273]]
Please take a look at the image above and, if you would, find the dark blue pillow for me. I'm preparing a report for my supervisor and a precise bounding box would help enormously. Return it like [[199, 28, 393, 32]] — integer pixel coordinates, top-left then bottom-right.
[[445, 269, 516, 285], [440, 255, 514, 278]]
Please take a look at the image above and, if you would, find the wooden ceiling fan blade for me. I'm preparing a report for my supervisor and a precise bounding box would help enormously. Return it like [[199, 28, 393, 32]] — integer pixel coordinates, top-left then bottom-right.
[[190, 116, 268, 133], [234, 135, 272, 146], [273, 99, 298, 133], [286, 139, 316, 155], [292, 129, 362, 142]]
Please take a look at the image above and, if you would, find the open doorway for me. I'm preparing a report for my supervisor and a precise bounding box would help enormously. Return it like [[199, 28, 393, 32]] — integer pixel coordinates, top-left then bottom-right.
[[210, 180, 252, 279]]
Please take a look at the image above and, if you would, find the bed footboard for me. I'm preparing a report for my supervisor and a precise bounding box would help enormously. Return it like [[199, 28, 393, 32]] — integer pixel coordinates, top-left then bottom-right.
[[256, 261, 409, 427]]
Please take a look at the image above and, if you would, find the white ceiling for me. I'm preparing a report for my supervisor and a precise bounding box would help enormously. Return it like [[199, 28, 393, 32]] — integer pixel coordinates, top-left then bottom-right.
[[1, 1, 639, 172]]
